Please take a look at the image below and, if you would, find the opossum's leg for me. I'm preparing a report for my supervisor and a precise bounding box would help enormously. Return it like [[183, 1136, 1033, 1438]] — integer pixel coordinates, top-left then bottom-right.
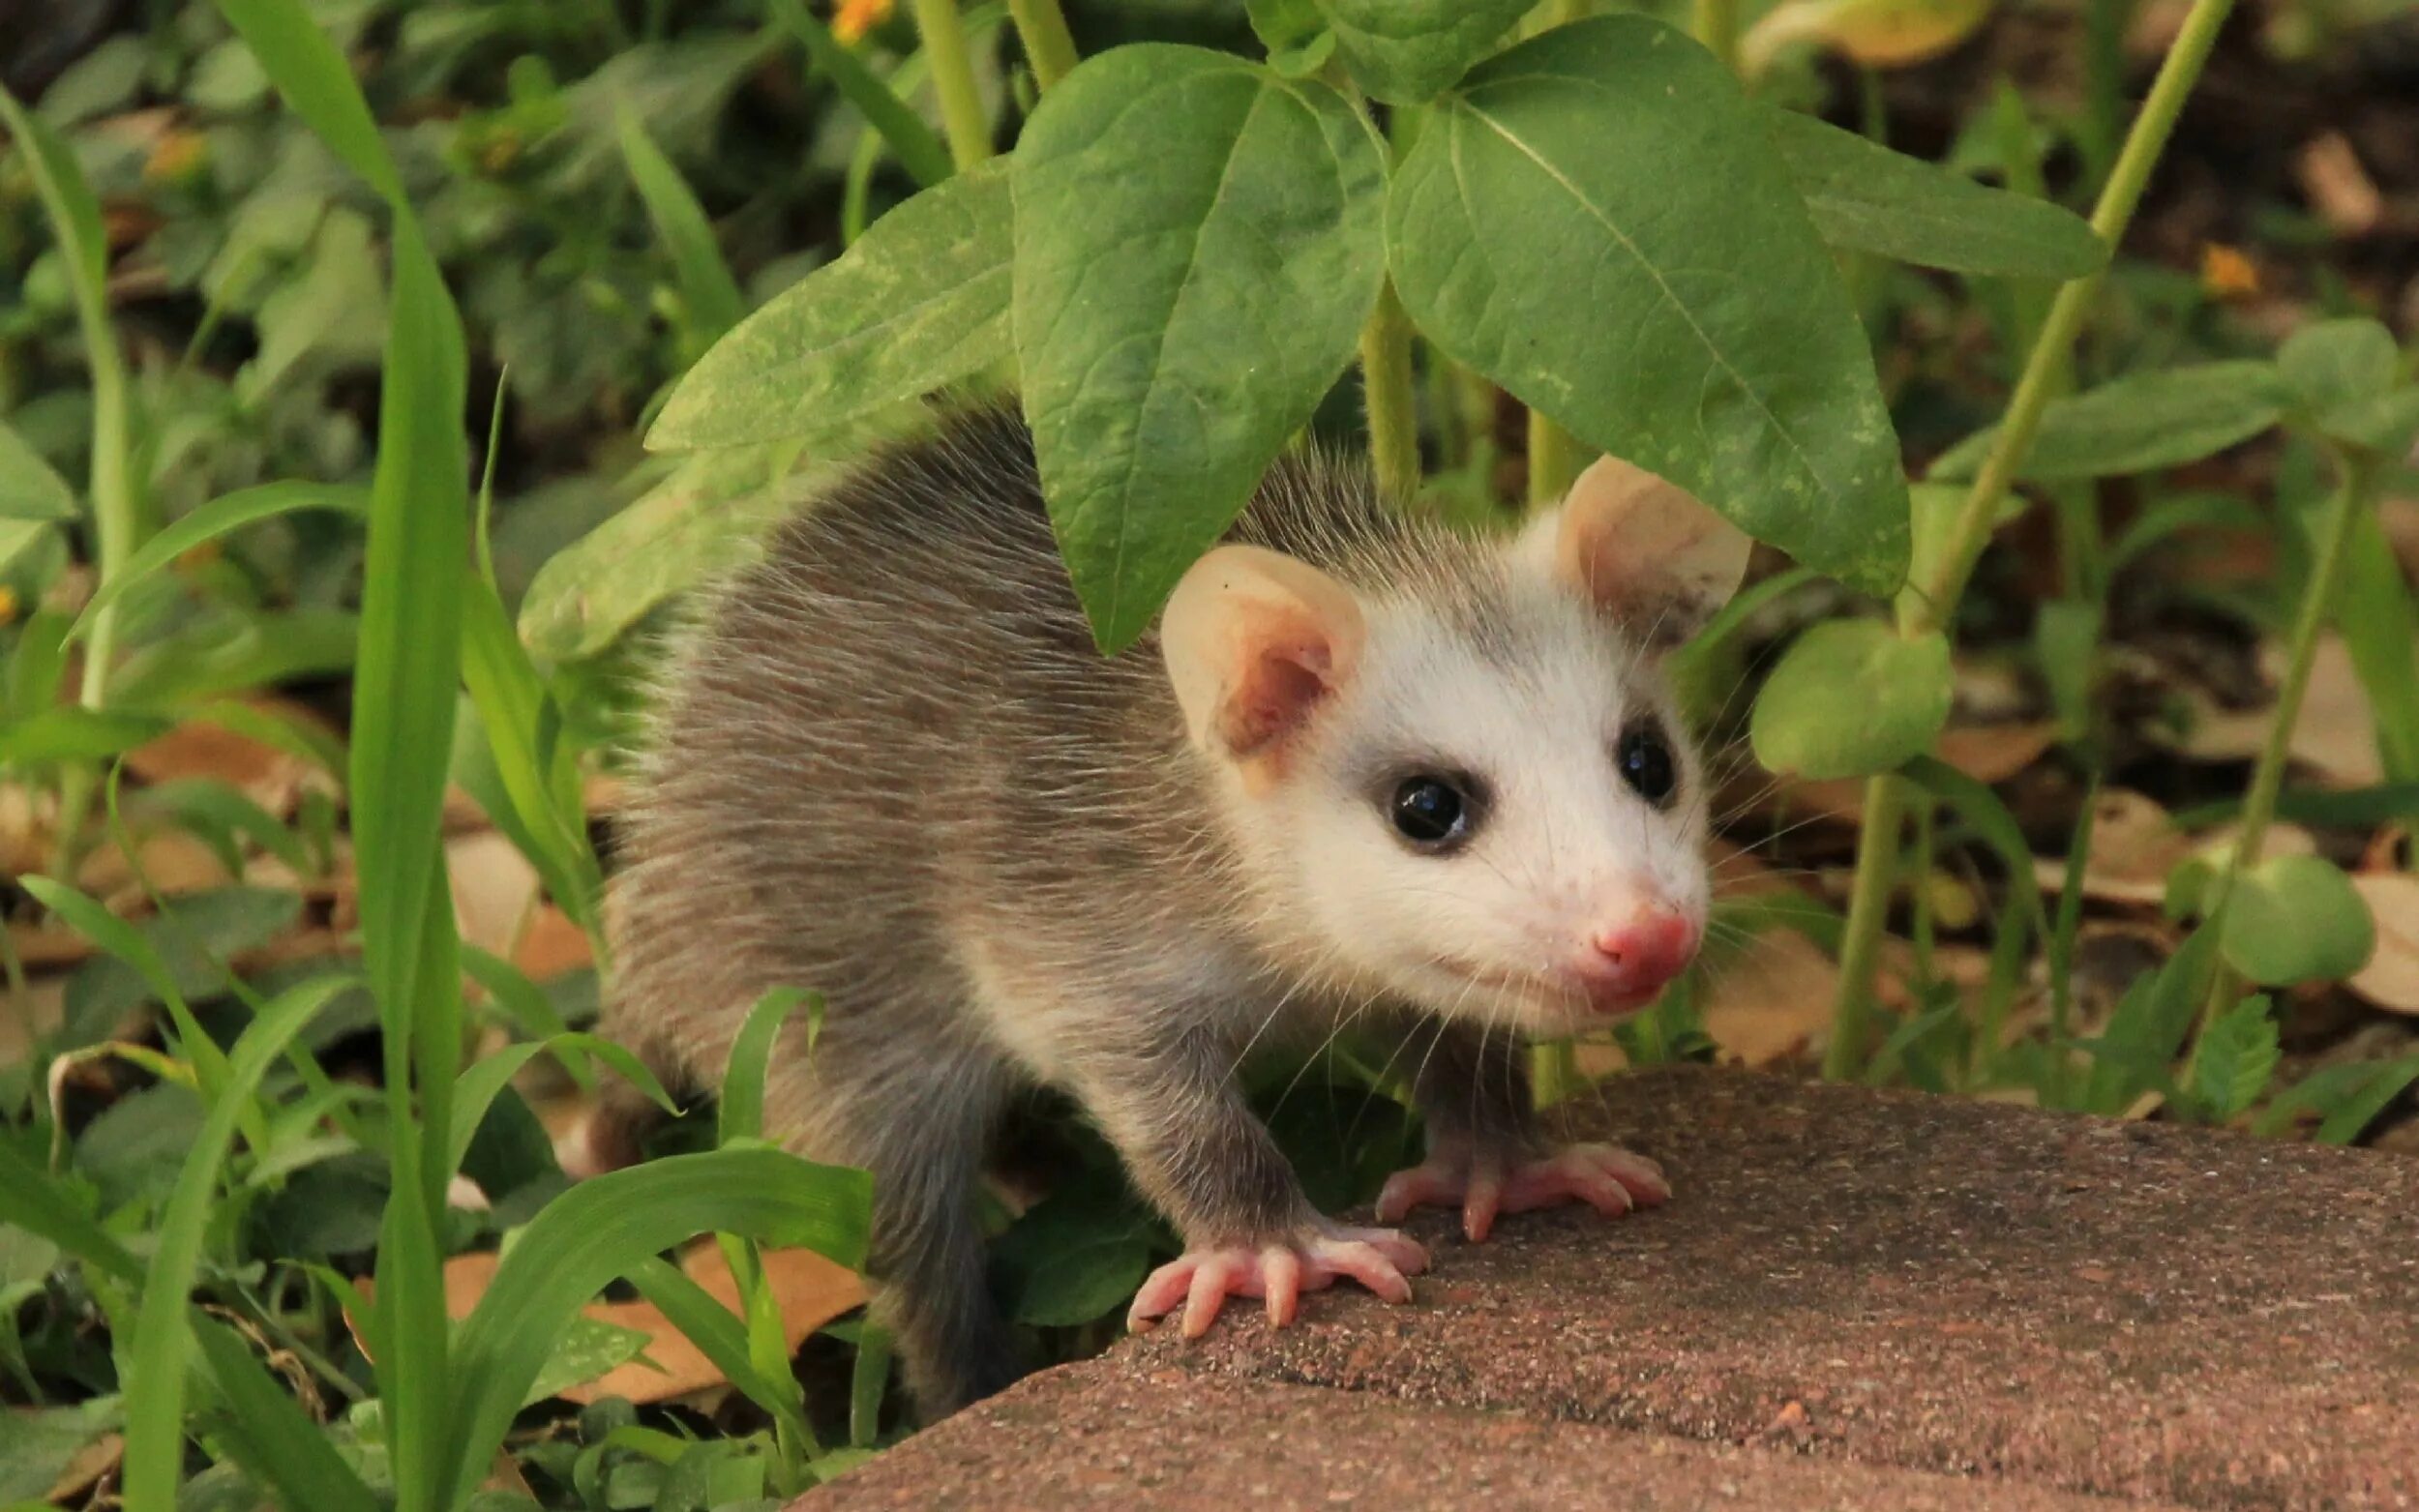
[[1375, 1017, 1667, 1242], [793, 1034, 1023, 1422], [1063, 1028, 1427, 1338]]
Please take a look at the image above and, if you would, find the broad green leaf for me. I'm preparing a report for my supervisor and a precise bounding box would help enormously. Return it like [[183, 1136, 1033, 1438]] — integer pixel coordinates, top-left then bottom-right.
[[0, 420, 78, 521], [1313, 0, 1529, 104], [615, 102, 746, 350], [993, 1197, 1153, 1326], [1749, 620, 1952, 779], [0, 1399, 124, 1501], [441, 1147, 872, 1511], [526, 1316, 653, 1406], [649, 162, 1013, 451], [66, 482, 368, 643], [519, 453, 811, 661], [120, 976, 352, 1512], [2221, 853, 2375, 986], [1014, 46, 1386, 651], [0, 706, 170, 766], [2190, 995, 2279, 1121], [2278, 318, 2419, 451], [1389, 17, 1908, 594], [1769, 110, 2105, 279], [1929, 362, 2287, 483]]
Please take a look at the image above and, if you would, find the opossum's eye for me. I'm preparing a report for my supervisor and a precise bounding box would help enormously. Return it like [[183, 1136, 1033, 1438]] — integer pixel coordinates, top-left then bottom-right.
[[1389, 774, 1477, 851], [1617, 723, 1678, 807]]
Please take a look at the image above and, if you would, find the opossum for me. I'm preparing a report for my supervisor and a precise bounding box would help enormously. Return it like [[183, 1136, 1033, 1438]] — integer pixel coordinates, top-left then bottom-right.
[[594, 405, 1749, 1419]]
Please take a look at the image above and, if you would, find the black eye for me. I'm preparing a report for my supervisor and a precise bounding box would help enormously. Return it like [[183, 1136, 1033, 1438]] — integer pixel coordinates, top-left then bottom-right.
[[1390, 775, 1472, 849], [1618, 725, 1678, 806]]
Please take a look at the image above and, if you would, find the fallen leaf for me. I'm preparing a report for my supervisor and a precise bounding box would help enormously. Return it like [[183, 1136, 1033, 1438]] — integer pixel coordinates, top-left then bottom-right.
[[2346, 873, 2419, 1014], [2379, 498, 2419, 580], [2035, 787, 2315, 904], [2295, 132, 2383, 236], [123, 700, 335, 816], [75, 827, 235, 902], [448, 831, 541, 961], [46, 1431, 123, 1503], [514, 904, 593, 981], [1741, 721, 2058, 825], [1701, 925, 1841, 1068], [2163, 637, 2382, 786], [397, 1241, 864, 1407]]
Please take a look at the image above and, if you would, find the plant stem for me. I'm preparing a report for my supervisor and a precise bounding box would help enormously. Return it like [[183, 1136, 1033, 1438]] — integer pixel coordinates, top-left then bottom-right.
[[911, 0, 992, 171], [1822, 778, 1906, 1080], [1359, 279, 1422, 504], [2195, 453, 2379, 1020], [1694, 0, 1741, 71], [1822, 0, 2236, 1078], [1527, 411, 1578, 506], [1006, 0, 1077, 90]]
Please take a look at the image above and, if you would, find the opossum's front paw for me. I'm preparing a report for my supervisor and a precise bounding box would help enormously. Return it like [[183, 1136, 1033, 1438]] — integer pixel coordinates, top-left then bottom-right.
[[1125, 1225, 1428, 1339], [1376, 1141, 1668, 1242]]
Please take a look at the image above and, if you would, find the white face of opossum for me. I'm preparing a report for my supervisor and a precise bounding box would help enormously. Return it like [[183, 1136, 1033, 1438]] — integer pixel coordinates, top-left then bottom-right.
[[1162, 456, 1751, 1037]]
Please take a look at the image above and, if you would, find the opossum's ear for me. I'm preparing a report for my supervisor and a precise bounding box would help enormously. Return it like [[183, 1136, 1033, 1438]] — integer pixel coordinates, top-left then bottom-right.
[[1162, 545, 1365, 769], [1527, 455, 1751, 646]]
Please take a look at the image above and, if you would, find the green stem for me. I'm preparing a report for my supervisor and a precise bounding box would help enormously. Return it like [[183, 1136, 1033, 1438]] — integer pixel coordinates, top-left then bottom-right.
[[911, 0, 992, 171], [1694, 0, 1741, 72], [2195, 453, 2379, 1021], [1359, 279, 1421, 504], [1006, 0, 1078, 90], [1822, 777, 1906, 1081], [1824, 0, 2235, 1077], [1527, 411, 1578, 506]]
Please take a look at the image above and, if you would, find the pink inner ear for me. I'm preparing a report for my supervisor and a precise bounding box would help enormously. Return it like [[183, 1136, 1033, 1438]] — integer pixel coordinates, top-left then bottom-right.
[[1217, 637, 1332, 757]]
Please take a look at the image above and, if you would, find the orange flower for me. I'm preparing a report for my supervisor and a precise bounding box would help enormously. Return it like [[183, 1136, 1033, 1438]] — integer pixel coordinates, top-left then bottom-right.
[[2200, 243, 2259, 300], [832, 0, 893, 43]]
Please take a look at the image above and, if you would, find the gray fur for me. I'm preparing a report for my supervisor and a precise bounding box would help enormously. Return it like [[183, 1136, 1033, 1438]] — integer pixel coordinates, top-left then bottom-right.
[[602, 408, 1609, 1418]]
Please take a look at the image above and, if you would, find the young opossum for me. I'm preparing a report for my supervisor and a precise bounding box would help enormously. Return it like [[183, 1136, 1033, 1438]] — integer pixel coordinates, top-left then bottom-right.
[[596, 405, 1749, 1419]]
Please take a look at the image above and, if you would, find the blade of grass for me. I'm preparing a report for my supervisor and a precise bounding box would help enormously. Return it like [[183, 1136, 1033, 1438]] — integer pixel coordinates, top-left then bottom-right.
[[616, 102, 746, 347], [448, 1034, 674, 1172], [461, 945, 595, 1088], [190, 1318, 380, 1512], [721, 988, 813, 1145], [442, 1146, 872, 1510], [0, 1138, 142, 1282], [625, 1256, 816, 1451], [766, 0, 953, 188], [65, 483, 369, 644], [120, 974, 352, 1512]]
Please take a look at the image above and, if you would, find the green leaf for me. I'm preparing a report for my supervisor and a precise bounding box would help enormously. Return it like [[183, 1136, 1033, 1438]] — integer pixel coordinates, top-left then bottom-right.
[[1769, 109, 2106, 279], [1245, 0, 1336, 75], [721, 988, 814, 1146], [2255, 1054, 2419, 1143], [441, 1147, 872, 1510], [0, 420, 79, 521], [649, 161, 1013, 451], [625, 1257, 813, 1446], [2032, 599, 2101, 743], [66, 482, 368, 644], [1389, 16, 1908, 595], [189, 1318, 379, 1512], [518, 452, 808, 661], [2079, 925, 2219, 1116], [2220, 853, 2375, 986], [447, 1033, 672, 1173], [1312, 0, 1529, 104], [0, 1138, 140, 1281], [993, 1196, 1153, 1326], [2276, 318, 2419, 451], [526, 1316, 653, 1407], [210, 0, 403, 201], [120, 976, 352, 1512], [1749, 620, 1952, 779], [0, 1399, 124, 1502], [615, 102, 746, 350], [59, 885, 304, 1048], [2338, 510, 2419, 783], [2189, 995, 2279, 1121], [0, 706, 170, 766], [1929, 362, 2288, 483], [1013, 46, 1386, 651]]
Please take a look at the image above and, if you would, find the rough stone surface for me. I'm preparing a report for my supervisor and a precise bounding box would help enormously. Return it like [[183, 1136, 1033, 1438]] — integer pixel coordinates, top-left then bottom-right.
[[805, 1068, 2419, 1510], [813, 1365, 2169, 1511]]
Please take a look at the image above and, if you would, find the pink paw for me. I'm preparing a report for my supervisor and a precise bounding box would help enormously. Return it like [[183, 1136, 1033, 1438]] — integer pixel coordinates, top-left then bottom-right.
[[1376, 1141, 1669, 1242], [1126, 1225, 1429, 1339]]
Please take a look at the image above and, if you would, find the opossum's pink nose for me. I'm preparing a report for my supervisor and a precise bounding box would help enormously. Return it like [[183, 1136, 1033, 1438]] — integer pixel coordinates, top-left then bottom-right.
[[1577, 906, 1698, 1011]]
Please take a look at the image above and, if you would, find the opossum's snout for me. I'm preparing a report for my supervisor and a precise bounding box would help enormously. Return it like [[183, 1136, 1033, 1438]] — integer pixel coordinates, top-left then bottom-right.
[[1567, 903, 1699, 1015]]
